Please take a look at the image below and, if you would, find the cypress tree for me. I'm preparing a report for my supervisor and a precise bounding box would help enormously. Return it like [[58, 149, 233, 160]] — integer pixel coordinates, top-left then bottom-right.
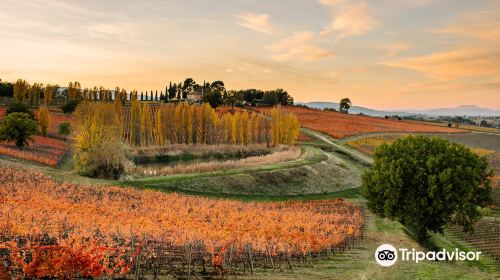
[[155, 90, 158, 101], [140, 92, 144, 101], [168, 82, 172, 100]]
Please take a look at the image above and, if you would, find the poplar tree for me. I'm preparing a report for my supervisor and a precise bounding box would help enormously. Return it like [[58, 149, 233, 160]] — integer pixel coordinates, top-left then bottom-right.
[[44, 84, 53, 106], [37, 106, 51, 136]]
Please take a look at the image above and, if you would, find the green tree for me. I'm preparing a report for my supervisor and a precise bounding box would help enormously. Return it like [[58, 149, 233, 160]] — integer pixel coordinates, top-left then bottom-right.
[[182, 78, 197, 99], [0, 112, 38, 149], [6, 101, 35, 119], [0, 80, 14, 98], [361, 136, 493, 241], [263, 92, 276, 105], [168, 82, 176, 100], [202, 90, 223, 108], [58, 122, 71, 141], [274, 88, 292, 105], [339, 98, 351, 113], [210, 80, 225, 92], [61, 99, 80, 114]]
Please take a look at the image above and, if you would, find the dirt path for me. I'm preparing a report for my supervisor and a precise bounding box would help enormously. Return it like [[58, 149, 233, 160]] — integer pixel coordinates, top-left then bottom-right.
[[301, 128, 373, 165]]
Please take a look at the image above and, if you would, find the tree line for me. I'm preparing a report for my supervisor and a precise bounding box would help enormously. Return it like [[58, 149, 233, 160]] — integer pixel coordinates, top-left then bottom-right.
[[1, 78, 294, 108], [122, 102, 300, 147]]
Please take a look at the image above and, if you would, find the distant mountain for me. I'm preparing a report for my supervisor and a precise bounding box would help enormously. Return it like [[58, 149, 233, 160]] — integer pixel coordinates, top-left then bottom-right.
[[401, 105, 500, 116], [295, 102, 407, 117], [296, 102, 500, 117]]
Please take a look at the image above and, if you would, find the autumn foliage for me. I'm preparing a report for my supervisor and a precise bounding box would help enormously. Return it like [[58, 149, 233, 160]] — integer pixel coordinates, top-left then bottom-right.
[[0, 135, 68, 166], [37, 106, 51, 136], [252, 106, 463, 139], [0, 166, 363, 277], [122, 102, 300, 146], [73, 102, 124, 178]]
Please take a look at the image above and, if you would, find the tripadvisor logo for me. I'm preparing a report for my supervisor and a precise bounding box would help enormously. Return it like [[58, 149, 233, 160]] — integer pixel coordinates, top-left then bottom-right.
[[375, 244, 398, 267], [375, 244, 481, 267]]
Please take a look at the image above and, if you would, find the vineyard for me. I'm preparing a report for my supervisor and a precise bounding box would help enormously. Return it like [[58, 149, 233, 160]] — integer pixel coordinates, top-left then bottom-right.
[[251, 106, 463, 139], [0, 106, 75, 136], [0, 107, 71, 166], [0, 135, 68, 166], [346, 134, 496, 156], [446, 218, 500, 262], [0, 166, 364, 278]]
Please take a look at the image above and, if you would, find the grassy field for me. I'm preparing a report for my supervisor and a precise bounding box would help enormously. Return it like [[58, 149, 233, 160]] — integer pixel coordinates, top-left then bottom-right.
[[127, 146, 364, 198]]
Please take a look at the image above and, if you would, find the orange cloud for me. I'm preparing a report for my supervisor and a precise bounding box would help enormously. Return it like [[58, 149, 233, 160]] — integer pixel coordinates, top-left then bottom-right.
[[320, 2, 376, 41], [265, 31, 335, 62], [433, 11, 500, 43], [234, 12, 273, 35], [381, 49, 500, 80]]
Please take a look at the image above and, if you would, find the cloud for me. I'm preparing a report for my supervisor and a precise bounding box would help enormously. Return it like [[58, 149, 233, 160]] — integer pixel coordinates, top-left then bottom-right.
[[375, 42, 412, 58], [318, 0, 349, 5], [381, 49, 500, 80], [265, 31, 335, 62], [432, 11, 500, 43], [381, 9, 500, 81], [234, 12, 272, 35], [320, 2, 376, 41]]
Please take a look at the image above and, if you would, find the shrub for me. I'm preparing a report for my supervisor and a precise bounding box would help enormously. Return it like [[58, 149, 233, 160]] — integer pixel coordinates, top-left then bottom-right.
[[61, 99, 80, 114], [58, 122, 71, 140], [0, 112, 39, 149], [361, 136, 493, 241], [5, 101, 34, 119], [37, 106, 51, 136]]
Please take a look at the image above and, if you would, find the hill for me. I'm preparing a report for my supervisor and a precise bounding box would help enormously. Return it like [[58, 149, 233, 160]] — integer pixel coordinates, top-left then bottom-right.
[[296, 102, 403, 117], [297, 102, 500, 117]]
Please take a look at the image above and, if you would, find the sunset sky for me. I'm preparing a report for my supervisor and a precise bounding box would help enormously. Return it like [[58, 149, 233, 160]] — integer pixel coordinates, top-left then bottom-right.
[[0, 0, 499, 110]]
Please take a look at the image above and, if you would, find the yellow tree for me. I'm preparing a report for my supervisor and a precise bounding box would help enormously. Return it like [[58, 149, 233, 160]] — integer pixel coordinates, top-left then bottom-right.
[[270, 106, 300, 145], [282, 113, 300, 144], [13, 79, 29, 102], [68, 82, 81, 100], [129, 99, 142, 146], [73, 102, 123, 178], [140, 104, 154, 146], [37, 106, 51, 136], [44, 84, 53, 106], [28, 83, 42, 107], [185, 103, 193, 144], [241, 111, 250, 145], [155, 107, 165, 146]]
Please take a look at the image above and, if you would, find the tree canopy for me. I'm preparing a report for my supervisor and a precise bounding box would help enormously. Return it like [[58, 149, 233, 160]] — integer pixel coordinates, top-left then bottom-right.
[[0, 112, 39, 149], [361, 136, 493, 241], [339, 98, 351, 114]]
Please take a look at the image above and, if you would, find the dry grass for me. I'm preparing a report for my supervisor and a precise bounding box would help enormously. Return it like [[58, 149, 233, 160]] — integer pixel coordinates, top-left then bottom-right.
[[132, 146, 302, 176], [129, 143, 273, 157]]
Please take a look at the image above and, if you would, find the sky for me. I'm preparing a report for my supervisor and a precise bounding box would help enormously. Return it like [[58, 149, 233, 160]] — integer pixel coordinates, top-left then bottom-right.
[[0, 0, 499, 110]]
